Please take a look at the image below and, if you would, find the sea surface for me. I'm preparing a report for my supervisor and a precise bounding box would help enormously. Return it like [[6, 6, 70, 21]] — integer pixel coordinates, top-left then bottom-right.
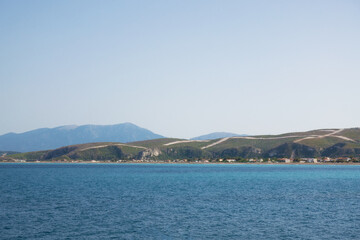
[[1, 163, 360, 239]]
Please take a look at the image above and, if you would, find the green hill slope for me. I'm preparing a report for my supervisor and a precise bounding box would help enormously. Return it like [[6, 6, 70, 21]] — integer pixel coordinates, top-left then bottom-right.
[[3, 128, 360, 161]]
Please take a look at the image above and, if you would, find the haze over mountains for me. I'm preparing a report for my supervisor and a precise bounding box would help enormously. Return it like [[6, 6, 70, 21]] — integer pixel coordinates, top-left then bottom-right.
[[191, 132, 247, 140], [0, 123, 164, 152]]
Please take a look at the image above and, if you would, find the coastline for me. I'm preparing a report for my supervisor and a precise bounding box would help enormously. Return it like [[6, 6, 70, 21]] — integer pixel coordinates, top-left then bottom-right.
[[1, 161, 360, 165]]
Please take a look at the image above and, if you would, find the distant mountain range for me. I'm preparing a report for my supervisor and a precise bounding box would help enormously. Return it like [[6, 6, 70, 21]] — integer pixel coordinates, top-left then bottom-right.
[[191, 132, 247, 140], [4, 127, 360, 161], [0, 123, 164, 152], [0, 124, 249, 152]]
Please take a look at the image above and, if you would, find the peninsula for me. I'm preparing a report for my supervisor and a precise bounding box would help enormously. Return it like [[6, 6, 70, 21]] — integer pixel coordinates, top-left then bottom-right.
[[2, 127, 360, 164]]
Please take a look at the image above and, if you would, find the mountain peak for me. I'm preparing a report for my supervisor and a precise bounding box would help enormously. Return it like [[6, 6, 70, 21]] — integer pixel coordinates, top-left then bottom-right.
[[0, 123, 164, 152]]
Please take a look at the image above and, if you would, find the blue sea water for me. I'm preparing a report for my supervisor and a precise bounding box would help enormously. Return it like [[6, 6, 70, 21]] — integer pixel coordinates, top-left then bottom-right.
[[1, 163, 360, 239]]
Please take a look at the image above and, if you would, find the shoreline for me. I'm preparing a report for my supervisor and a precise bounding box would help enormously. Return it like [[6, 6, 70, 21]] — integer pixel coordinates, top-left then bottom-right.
[[1, 161, 360, 165]]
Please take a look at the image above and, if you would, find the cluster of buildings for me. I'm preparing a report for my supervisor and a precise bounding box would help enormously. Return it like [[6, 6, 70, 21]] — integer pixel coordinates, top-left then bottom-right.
[[1, 156, 359, 164], [254, 157, 356, 163]]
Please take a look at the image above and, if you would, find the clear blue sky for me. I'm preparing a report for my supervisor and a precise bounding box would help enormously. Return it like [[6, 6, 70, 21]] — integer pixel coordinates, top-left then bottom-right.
[[1, 0, 359, 138]]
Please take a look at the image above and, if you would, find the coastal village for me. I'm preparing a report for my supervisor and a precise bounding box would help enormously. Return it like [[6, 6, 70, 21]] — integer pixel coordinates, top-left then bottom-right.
[[2, 156, 359, 164]]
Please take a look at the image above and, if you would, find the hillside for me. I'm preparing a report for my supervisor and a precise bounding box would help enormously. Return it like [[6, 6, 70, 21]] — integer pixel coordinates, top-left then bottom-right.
[[0, 151, 19, 156], [0, 123, 164, 152], [7, 142, 149, 161], [4, 128, 360, 162]]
